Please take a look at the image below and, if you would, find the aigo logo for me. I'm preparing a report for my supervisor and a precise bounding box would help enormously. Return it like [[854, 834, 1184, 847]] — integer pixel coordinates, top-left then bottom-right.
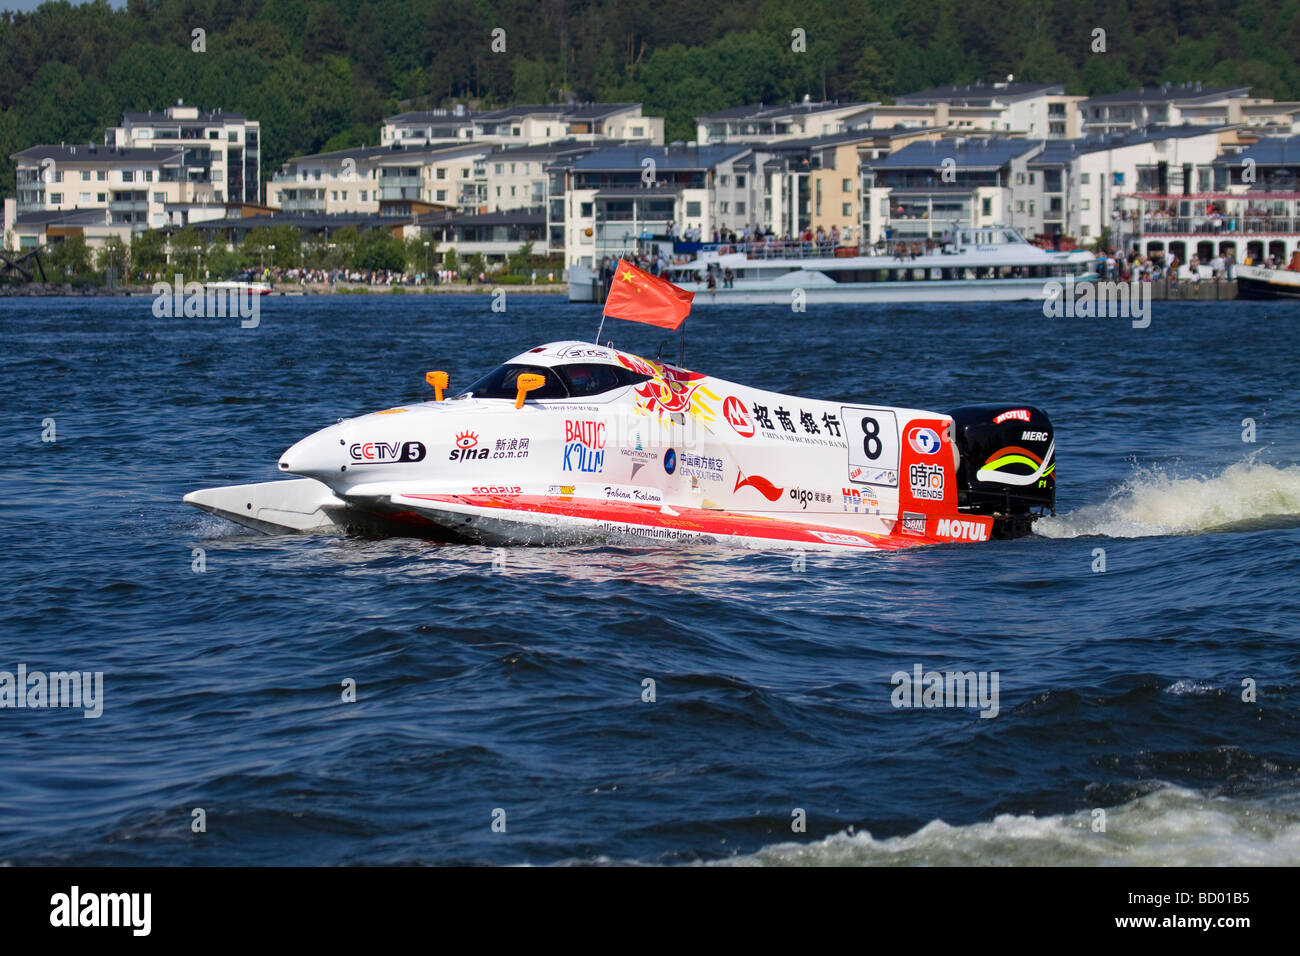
[[723, 396, 755, 438], [907, 425, 942, 456]]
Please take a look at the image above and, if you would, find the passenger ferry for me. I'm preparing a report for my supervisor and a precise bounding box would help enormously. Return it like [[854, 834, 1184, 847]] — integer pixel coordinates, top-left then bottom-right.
[[569, 226, 1097, 305]]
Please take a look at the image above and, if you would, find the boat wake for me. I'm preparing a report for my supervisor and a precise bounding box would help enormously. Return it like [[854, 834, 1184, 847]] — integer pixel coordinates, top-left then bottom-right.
[[718, 785, 1300, 866], [1037, 457, 1300, 539]]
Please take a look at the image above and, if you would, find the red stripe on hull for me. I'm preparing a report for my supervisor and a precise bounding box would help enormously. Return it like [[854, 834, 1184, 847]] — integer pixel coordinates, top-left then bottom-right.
[[401, 493, 926, 550]]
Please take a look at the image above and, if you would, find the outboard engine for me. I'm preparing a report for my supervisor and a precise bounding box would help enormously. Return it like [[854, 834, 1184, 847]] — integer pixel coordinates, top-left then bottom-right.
[[946, 405, 1055, 539]]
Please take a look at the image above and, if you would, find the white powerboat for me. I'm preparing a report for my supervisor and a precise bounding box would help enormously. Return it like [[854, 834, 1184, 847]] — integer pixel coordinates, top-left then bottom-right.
[[185, 341, 1056, 551]]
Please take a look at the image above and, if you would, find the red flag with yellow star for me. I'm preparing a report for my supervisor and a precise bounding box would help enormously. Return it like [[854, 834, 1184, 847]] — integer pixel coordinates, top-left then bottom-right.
[[602, 259, 695, 330]]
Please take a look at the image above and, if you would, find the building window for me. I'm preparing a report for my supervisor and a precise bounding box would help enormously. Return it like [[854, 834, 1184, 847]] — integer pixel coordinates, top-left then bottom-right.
[[736, 202, 746, 215], [342, 191, 347, 201], [580, 202, 593, 217], [436, 190, 447, 201], [496, 186, 501, 197], [97, 193, 106, 202], [1028, 172, 1035, 185], [80, 170, 90, 181], [736, 174, 745, 188], [720, 201, 729, 213], [720, 175, 730, 186], [80, 192, 92, 203], [686, 201, 701, 217], [842, 203, 851, 216], [494, 164, 503, 174], [1082, 225, 1091, 236], [153, 192, 164, 203], [1016, 201, 1025, 212], [511, 126, 520, 136], [1081, 199, 1090, 210], [1080, 173, 1091, 184], [842, 178, 852, 192], [332, 191, 338, 200], [981, 197, 992, 217], [51, 192, 62, 203], [53, 170, 63, 182], [122, 171, 134, 183], [1029, 201, 1035, 215], [631, 127, 643, 136], [97, 170, 106, 181]]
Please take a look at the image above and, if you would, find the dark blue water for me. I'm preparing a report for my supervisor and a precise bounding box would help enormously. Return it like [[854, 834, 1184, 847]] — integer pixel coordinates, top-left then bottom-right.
[[2, 294, 1298, 865]]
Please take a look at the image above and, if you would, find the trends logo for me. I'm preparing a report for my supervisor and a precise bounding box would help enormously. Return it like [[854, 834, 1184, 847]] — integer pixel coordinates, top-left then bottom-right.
[[350, 440, 426, 463], [907, 425, 942, 455], [563, 419, 606, 473]]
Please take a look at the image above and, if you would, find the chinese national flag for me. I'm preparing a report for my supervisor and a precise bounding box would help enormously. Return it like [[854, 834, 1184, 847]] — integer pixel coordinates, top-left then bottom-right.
[[602, 259, 694, 330]]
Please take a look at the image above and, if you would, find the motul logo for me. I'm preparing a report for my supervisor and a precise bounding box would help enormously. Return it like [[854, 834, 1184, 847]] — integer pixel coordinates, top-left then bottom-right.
[[934, 518, 989, 542]]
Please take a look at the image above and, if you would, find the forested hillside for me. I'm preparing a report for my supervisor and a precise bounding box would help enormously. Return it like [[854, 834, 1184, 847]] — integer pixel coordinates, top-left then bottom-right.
[[3, 0, 1300, 199]]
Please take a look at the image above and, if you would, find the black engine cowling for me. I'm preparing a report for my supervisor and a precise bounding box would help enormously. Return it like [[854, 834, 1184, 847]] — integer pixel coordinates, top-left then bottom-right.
[[946, 405, 1055, 539]]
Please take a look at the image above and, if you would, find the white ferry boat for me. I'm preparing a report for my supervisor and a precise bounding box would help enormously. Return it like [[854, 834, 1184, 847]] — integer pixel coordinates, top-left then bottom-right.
[[569, 226, 1097, 305]]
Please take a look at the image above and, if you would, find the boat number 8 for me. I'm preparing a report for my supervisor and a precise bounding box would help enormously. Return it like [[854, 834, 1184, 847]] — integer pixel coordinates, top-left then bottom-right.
[[860, 416, 881, 459]]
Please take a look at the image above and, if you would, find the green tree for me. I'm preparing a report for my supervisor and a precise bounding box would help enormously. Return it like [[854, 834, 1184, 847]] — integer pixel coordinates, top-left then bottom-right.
[[130, 229, 168, 279], [49, 234, 93, 281]]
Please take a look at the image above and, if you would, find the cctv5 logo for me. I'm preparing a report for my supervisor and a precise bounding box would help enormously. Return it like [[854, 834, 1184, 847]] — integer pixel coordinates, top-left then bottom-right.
[[349, 440, 426, 463], [907, 425, 942, 456]]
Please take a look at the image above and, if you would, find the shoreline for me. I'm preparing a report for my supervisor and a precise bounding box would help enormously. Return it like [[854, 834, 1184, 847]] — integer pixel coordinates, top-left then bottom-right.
[[0, 282, 570, 297]]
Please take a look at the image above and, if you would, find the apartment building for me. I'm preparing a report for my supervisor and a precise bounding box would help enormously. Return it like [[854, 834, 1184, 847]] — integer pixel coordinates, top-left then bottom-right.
[[103, 102, 262, 204], [271, 143, 491, 216], [694, 100, 872, 145], [884, 81, 1085, 139], [381, 103, 662, 148], [549, 144, 751, 268]]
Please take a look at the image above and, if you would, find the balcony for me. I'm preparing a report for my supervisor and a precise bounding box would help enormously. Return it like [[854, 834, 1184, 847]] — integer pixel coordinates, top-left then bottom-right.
[[379, 186, 423, 201], [378, 174, 422, 188], [280, 197, 326, 213]]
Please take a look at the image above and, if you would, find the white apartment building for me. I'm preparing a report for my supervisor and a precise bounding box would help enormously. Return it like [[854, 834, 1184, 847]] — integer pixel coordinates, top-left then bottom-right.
[[695, 99, 873, 145], [381, 103, 662, 148], [874, 81, 1085, 139], [104, 101, 262, 204], [12, 143, 205, 231], [271, 144, 490, 215]]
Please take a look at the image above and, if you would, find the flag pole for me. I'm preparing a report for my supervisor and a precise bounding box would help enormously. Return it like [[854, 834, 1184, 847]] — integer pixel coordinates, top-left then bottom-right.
[[595, 312, 606, 346], [678, 318, 685, 368]]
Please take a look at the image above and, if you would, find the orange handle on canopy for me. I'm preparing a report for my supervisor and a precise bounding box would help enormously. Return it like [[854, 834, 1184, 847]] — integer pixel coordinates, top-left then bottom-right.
[[426, 370, 448, 401], [515, 373, 545, 409]]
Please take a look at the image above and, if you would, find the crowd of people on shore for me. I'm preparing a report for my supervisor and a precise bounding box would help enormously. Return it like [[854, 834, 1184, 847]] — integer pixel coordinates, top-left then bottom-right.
[[1095, 247, 1243, 283]]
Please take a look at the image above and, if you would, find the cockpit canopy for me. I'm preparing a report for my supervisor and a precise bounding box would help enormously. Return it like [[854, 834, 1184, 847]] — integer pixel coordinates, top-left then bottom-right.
[[457, 362, 651, 400]]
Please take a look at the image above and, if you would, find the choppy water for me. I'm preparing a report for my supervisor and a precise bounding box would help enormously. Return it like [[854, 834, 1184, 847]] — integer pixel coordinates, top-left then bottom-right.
[[1, 293, 1297, 865]]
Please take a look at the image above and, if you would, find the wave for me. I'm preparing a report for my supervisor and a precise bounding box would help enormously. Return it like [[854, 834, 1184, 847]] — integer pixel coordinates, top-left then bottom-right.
[[1037, 458, 1300, 539], [718, 785, 1300, 866]]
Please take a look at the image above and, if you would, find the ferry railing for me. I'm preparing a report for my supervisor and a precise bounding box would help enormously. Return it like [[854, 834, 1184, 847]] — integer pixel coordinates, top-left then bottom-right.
[[1129, 216, 1300, 235]]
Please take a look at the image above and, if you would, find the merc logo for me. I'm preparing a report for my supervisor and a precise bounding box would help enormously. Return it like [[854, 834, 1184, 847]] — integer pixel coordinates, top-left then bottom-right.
[[934, 518, 989, 542], [1021, 430, 1049, 442]]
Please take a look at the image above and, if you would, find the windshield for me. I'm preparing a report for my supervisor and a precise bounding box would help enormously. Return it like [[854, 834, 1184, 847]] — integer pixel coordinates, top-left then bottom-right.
[[457, 362, 650, 400]]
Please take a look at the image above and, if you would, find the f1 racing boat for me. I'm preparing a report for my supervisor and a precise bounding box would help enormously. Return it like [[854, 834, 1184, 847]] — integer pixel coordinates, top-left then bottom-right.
[[185, 340, 1057, 551]]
